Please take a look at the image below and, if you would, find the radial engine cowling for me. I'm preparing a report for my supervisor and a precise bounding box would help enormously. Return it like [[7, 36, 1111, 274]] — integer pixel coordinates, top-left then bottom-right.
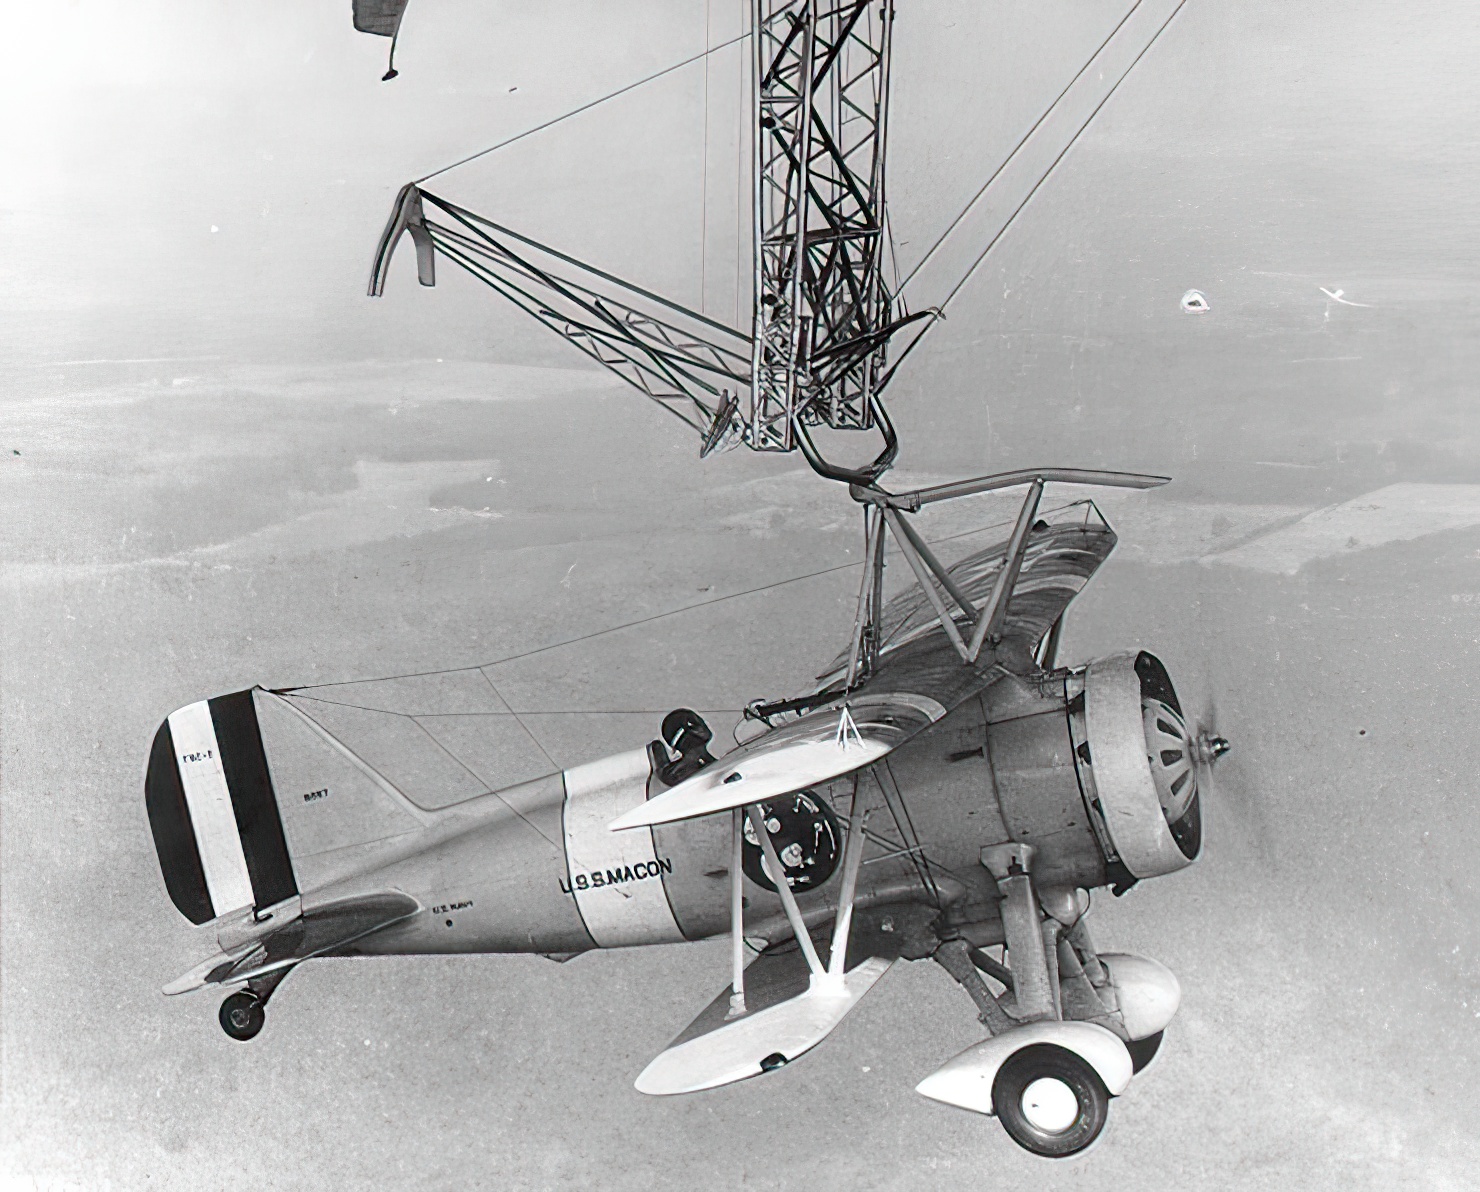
[[1077, 651, 1202, 879]]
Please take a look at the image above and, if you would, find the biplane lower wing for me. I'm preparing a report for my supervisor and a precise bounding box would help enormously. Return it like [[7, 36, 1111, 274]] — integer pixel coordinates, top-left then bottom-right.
[[636, 945, 893, 1094]]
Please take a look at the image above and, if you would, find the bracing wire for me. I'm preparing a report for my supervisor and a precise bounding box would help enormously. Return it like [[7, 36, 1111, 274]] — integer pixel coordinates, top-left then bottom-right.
[[932, 0, 1189, 317], [896, 0, 1146, 294], [279, 691, 746, 719], [735, 0, 748, 328], [279, 502, 1085, 693], [879, 0, 1190, 388], [415, 29, 751, 185], [700, 0, 712, 315]]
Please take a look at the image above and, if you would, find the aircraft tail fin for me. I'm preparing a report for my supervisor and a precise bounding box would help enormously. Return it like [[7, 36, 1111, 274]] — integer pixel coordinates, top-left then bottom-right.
[[145, 689, 432, 924], [145, 691, 298, 925]]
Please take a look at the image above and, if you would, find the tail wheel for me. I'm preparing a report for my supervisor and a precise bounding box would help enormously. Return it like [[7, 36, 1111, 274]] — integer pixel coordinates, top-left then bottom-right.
[[991, 1044, 1110, 1158], [219, 992, 265, 1042]]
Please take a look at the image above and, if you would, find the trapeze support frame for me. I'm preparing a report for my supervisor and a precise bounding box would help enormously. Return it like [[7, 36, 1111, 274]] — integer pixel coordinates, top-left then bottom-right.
[[369, 183, 436, 296]]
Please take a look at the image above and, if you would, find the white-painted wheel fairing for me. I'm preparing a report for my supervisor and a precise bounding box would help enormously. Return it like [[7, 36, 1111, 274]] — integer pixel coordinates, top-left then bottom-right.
[[915, 1021, 1134, 1115], [1100, 952, 1182, 1041]]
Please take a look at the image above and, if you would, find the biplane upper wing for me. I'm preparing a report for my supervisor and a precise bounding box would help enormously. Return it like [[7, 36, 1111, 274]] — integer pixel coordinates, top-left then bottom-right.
[[819, 504, 1119, 685], [609, 692, 947, 831]]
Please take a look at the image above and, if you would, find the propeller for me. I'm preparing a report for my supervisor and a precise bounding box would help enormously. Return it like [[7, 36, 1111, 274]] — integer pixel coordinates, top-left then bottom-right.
[[1144, 684, 1231, 857], [1193, 694, 1230, 775], [1188, 691, 1258, 846]]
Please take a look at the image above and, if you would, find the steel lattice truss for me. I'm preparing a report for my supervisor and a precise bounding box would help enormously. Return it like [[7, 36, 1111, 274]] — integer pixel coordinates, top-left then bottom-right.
[[750, 0, 903, 451], [371, 186, 751, 437], [371, 1, 929, 476]]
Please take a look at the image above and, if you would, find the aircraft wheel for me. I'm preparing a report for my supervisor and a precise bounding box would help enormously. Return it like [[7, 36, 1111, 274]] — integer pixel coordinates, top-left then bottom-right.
[[1126, 1031, 1163, 1074], [991, 1044, 1109, 1158], [219, 992, 265, 1042]]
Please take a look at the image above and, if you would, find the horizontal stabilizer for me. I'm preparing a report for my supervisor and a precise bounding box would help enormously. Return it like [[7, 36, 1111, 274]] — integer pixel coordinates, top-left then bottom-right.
[[635, 952, 892, 1095], [609, 694, 944, 831], [163, 947, 255, 996], [162, 891, 419, 995]]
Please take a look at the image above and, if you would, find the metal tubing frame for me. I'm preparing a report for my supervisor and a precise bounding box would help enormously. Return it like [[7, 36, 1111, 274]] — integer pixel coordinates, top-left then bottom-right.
[[416, 195, 750, 433], [825, 781, 869, 978], [965, 477, 1043, 661], [857, 466, 1169, 513], [746, 804, 826, 980], [889, 508, 977, 620], [750, 0, 897, 450], [881, 507, 973, 663], [843, 503, 883, 690], [729, 808, 747, 1013]]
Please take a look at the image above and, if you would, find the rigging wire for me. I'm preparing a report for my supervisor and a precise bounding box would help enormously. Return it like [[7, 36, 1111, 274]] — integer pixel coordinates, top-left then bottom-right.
[[735, 2, 747, 328], [278, 504, 1084, 694], [281, 558, 862, 691], [881, 0, 1190, 389], [280, 691, 746, 719], [896, 0, 1147, 294], [931, 0, 1189, 316], [700, 0, 712, 315], [477, 666, 558, 772], [280, 690, 564, 848], [415, 29, 752, 184]]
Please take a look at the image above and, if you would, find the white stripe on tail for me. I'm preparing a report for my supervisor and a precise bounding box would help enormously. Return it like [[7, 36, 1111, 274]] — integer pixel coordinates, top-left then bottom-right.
[[167, 701, 253, 917]]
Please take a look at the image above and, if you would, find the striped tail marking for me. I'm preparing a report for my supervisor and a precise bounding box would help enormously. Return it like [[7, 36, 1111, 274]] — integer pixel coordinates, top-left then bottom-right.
[[146, 690, 298, 924]]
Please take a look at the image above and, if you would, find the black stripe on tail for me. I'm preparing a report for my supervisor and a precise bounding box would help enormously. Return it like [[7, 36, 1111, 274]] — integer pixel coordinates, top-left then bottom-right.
[[145, 719, 215, 925], [210, 690, 298, 910]]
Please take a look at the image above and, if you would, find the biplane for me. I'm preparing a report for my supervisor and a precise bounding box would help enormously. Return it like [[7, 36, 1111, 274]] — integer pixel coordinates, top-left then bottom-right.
[[145, 0, 1226, 1158], [146, 465, 1227, 1157]]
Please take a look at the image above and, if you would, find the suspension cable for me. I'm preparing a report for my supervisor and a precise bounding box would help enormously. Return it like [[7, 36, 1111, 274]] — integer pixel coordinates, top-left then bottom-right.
[[415, 29, 751, 184], [700, 0, 712, 314], [280, 502, 1088, 693], [879, 0, 1189, 389], [927, 0, 1188, 317], [897, 0, 1147, 292]]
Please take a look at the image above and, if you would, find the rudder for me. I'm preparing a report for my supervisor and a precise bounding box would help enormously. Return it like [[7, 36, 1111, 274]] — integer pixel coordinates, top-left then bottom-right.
[[145, 691, 299, 925]]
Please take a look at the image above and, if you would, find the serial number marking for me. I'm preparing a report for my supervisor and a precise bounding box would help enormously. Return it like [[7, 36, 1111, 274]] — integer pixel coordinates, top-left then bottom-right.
[[179, 750, 214, 764], [560, 857, 673, 895], [430, 900, 473, 915], [302, 788, 329, 803]]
